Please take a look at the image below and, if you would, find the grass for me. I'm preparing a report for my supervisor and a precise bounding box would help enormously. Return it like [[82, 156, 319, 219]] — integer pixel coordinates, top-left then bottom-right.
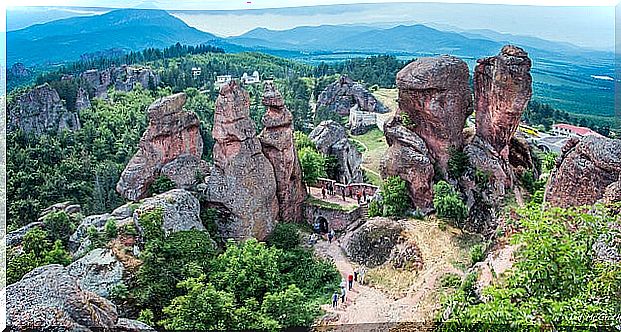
[[373, 88, 399, 113], [352, 128, 389, 175], [365, 216, 483, 320], [363, 168, 383, 187]]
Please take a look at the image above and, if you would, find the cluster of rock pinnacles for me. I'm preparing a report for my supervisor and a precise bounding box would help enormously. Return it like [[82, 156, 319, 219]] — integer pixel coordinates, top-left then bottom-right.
[[116, 44, 620, 240]]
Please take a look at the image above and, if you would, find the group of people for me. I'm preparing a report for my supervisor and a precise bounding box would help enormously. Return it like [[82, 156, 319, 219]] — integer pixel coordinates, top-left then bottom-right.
[[331, 265, 368, 309], [309, 221, 336, 245], [321, 183, 370, 206]]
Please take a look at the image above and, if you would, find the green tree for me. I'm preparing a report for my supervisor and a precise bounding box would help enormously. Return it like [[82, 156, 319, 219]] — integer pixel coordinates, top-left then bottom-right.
[[267, 223, 301, 250], [44, 240, 72, 266], [433, 181, 468, 229], [447, 147, 470, 179], [42, 211, 75, 245], [149, 175, 176, 195], [381, 176, 411, 217], [261, 284, 317, 328], [298, 147, 326, 187]]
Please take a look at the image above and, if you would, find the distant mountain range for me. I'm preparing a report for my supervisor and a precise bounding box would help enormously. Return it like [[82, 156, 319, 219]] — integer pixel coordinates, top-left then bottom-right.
[[7, 8, 614, 69], [7, 9, 217, 66]]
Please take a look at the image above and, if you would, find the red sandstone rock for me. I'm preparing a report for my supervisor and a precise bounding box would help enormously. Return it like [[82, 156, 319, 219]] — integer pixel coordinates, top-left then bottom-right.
[[116, 93, 204, 200], [546, 136, 621, 207], [396, 55, 473, 172], [205, 81, 279, 240], [380, 116, 434, 209], [259, 82, 307, 222], [474, 45, 532, 158]]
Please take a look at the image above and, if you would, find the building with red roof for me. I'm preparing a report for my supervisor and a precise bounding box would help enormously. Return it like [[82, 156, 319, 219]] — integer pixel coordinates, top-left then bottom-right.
[[551, 123, 604, 139]]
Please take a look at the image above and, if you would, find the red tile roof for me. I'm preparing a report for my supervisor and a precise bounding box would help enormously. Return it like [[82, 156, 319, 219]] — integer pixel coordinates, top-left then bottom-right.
[[553, 123, 603, 137]]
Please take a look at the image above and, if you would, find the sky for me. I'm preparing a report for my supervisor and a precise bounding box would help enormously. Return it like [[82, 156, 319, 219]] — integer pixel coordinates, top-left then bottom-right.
[[4, 0, 619, 9]]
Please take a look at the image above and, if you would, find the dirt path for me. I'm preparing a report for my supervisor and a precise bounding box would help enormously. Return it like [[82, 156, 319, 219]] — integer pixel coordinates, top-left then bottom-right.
[[315, 239, 413, 324]]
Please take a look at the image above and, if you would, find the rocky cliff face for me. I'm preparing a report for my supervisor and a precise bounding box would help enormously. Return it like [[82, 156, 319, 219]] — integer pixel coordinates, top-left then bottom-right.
[[75, 86, 92, 111], [396, 55, 473, 173], [8, 83, 81, 135], [474, 45, 532, 157], [259, 82, 307, 222], [205, 81, 279, 240], [81, 65, 159, 99], [317, 75, 389, 131], [309, 120, 364, 184], [5, 264, 151, 331], [116, 93, 206, 201], [380, 116, 434, 209], [546, 136, 621, 207]]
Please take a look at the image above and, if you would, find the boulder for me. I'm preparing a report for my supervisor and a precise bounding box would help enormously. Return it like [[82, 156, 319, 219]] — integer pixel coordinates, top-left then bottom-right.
[[601, 177, 621, 204], [6, 264, 118, 329], [137, 189, 205, 235], [4, 222, 44, 247], [67, 248, 124, 298], [259, 82, 307, 222], [396, 55, 473, 172], [509, 136, 538, 179], [5, 264, 153, 330], [160, 154, 210, 190], [317, 75, 389, 116], [205, 81, 279, 240], [69, 213, 114, 256], [474, 45, 532, 157], [546, 136, 621, 207], [116, 93, 204, 201], [75, 86, 91, 111], [341, 217, 405, 268], [8, 83, 81, 135], [380, 116, 434, 209], [81, 65, 159, 99], [309, 120, 363, 184]]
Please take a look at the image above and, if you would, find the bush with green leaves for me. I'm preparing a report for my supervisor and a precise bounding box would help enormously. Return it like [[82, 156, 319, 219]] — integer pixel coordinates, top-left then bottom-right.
[[381, 176, 411, 217], [149, 175, 176, 195], [447, 147, 470, 179], [293, 131, 316, 151], [440, 273, 462, 288], [43, 211, 75, 245], [368, 199, 383, 217], [441, 203, 621, 328], [298, 147, 327, 187], [104, 219, 118, 240], [469, 244, 485, 264], [433, 181, 468, 229], [267, 223, 301, 250]]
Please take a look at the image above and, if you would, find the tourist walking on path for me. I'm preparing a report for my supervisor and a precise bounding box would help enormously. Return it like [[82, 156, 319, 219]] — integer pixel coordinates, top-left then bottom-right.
[[342, 188, 346, 201], [359, 266, 367, 285], [340, 285, 347, 304], [328, 229, 335, 243], [332, 291, 339, 309], [322, 187, 327, 199], [354, 267, 359, 282], [348, 274, 354, 290], [363, 190, 367, 203], [356, 191, 362, 205]]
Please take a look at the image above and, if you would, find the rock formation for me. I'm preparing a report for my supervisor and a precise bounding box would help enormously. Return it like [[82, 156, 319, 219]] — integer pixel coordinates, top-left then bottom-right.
[[317, 75, 389, 116], [348, 104, 378, 135], [380, 116, 434, 209], [5, 264, 151, 330], [75, 86, 91, 111], [395, 55, 473, 172], [66, 248, 124, 298], [309, 120, 364, 184], [259, 82, 307, 222], [546, 136, 621, 207], [8, 83, 81, 135], [81, 65, 159, 99], [474, 45, 533, 157], [341, 217, 405, 268], [116, 93, 207, 201], [9, 62, 32, 78], [70, 189, 205, 256], [205, 81, 279, 240]]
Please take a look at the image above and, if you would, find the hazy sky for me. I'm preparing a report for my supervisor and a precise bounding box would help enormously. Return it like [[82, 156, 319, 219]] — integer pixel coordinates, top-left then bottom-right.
[[5, 0, 618, 9], [4, 0, 617, 50]]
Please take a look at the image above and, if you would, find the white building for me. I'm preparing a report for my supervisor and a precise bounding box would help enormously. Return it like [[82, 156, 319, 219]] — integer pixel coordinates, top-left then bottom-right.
[[192, 67, 202, 79], [214, 74, 232, 87], [241, 71, 260, 84], [551, 123, 603, 139]]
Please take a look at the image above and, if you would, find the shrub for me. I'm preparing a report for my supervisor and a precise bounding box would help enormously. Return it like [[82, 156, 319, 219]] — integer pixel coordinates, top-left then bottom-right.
[[293, 131, 316, 151], [448, 147, 470, 179], [267, 223, 301, 250], [381, 176, 411, 217], [138, 309, 155, 327], [138, 208, 165, 242], [469, 244, 485, 264], [440, 273, 462, 288], [109, 283, 130, 302], [368, 200, 383, 217], [44, 240, 72, 266], [200, 207, 219, 237], [87, 225, 106, 249], [433, 181, 468, 229], [23, 228, 51, 257], [150, 175, 176, 195], [474, 169, 490, 188], [104, 219, 118, 240], [43, 211, 76, 245]]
